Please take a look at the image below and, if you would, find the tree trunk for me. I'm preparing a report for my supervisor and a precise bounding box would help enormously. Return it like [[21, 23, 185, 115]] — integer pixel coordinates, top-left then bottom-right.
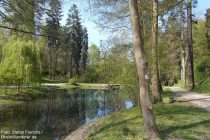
[[151, 0, 162, 103], [187, 0, 195, 90], [180, 0, 187, 87], [49, 47, 52, 79], [129, 0, 160, 139]]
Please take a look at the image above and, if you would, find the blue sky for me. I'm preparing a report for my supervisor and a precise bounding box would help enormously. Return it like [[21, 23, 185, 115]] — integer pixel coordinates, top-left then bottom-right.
[[193, 0, 210, 18], [60, 0, 210, 46]]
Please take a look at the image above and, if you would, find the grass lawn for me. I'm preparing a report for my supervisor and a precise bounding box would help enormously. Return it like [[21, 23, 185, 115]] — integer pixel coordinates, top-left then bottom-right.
[[88, 89, 210, 140], [88, 104, 210, 140]]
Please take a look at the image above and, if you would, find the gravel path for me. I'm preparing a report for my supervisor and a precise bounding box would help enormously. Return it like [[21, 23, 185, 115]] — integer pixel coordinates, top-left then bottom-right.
[[168, 87, 210, 112]]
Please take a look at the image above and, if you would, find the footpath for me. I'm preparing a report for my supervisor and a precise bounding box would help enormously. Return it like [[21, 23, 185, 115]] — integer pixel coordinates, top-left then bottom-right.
[[168, 86, 210, 112]]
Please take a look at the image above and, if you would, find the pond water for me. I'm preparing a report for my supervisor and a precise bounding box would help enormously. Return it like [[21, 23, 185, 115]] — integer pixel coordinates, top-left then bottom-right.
[[0, 88, 135, 140]]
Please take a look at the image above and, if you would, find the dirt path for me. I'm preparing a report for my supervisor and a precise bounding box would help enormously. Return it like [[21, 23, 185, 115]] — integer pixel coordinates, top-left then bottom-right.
[[168, 87, 210, 112]]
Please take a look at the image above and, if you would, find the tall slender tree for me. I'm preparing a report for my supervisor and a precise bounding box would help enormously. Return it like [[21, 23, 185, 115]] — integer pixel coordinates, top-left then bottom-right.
[[80, 27, 88, 75], [46, 0, 62, 79], [180, 0, 187, 87], [187, 0, 195, 90], [151, 0, 162, 103], [206, 8, 210, 54], [66, 4, 83, 77], [129, 0, 160, 139]]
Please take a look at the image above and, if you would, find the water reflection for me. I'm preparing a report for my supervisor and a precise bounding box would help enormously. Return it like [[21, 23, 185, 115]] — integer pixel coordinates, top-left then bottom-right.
[[0, 88, 134, 140]]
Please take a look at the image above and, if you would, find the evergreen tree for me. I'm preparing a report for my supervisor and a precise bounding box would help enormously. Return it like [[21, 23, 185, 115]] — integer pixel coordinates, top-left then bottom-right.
[[187, 0, 195, 90], [0, 0, 47, 37], [46, 0, 62, 79], [66, 4, 83, 77], [80, 27, 88, 75]]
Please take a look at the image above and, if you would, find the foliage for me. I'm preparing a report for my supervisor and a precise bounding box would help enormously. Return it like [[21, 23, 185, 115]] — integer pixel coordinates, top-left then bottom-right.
[[194, 78, 210, 95], [65, 4, 88, 77], [205, 8, 210, 51], [0, 37, 41, 87], [45, 0, 62, 79], [193, 20, 210, 81], [81, 43, 138, 86]]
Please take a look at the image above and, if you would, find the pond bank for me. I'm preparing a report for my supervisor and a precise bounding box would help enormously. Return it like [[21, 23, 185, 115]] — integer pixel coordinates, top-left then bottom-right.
[[64, 119, 101, 140], [72, 104, 210, 140], [0, 86, 51, 113], [43, 83, 121, 90], [0, 83, 121, 113], [64, 88, 210, 140]]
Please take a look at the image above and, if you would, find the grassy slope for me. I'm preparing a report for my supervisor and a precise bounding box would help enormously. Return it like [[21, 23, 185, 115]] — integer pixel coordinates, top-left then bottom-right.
[[88, 90, 210, 140], [88, 104, 210, 140], [194, 78, 210, 95]]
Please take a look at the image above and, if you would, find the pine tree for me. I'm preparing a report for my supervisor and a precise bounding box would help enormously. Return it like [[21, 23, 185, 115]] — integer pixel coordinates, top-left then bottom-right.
[[0, 0, 47, 37], [46, 0, 62, 79], [187, 0, 195, 90], [80, 27, 88, 75], [151, 0, 163, 103], [66, 4, 83, 77]]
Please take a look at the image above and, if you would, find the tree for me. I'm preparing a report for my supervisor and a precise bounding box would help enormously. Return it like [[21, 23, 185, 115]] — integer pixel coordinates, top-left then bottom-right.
[[88, 43, 100, 66], [0, 0, 47, 37], [193, 20, 210, 79], [80, 27, 88, 75], [151, 0, 162, 103], [129, 0, 160, 139], [206, 8, 210, 54], [46, 0, 62, 79], [0, 37, 41, 91], [187, 0, 195, 90], [180, 0, 187, 87], [66, 4, 83, 77]]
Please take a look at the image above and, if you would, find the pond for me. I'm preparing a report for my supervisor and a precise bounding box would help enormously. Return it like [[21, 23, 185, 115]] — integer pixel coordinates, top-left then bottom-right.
[[0, 88, 135, 140]]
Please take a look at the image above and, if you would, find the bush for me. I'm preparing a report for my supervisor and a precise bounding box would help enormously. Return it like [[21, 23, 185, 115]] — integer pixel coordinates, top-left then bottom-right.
[[195, 56, 210, 80]]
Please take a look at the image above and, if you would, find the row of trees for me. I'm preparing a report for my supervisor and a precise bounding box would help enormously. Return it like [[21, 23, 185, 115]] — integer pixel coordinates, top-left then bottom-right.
[[46, 2, 88, 79], [0, 0, 209, 139], [0, 1, 89, 88], [88, 0, 210, 139]]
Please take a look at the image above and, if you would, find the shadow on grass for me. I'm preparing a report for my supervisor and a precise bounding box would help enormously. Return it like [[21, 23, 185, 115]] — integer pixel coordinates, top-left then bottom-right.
[[160, 119, 210, 139], [155, 104, 206, 116], [89, 115, 140, 137]]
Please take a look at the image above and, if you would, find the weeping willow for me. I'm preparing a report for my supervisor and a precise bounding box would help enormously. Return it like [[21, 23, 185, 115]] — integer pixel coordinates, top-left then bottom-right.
[[0, 36, 42, 92]]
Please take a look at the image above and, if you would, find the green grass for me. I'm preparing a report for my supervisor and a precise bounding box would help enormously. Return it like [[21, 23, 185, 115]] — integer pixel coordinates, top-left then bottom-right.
[[162, 87, 174, 103], [194, 78, 210, 95], [88, 104, 210, 140]]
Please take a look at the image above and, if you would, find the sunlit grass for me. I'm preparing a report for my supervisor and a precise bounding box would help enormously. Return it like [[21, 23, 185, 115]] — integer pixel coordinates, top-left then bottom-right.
[[88, 93, 210, 140]]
